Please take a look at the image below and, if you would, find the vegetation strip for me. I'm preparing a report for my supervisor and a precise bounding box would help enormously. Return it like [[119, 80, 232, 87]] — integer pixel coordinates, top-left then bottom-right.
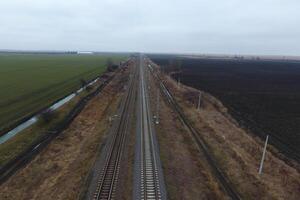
[[0, 54, 125, 133], [149, 63, 241, 200], [0, 72, 116, 184], [0, 75, 100, 139]]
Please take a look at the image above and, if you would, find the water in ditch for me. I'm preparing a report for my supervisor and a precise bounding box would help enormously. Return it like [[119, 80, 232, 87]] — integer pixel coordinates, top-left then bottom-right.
[[0, 78, 99, 144]]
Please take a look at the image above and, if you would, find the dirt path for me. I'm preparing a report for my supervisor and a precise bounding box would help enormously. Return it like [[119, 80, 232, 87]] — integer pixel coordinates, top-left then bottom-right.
[[0, 67, 130, 200]]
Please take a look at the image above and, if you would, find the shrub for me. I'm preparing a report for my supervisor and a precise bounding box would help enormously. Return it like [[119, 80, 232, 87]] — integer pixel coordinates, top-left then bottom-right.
[[40, 109, 57, 123], [85, 85, 93, 92]]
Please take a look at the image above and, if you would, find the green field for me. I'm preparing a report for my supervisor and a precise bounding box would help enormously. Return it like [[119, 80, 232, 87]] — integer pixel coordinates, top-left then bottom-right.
[[0, 53, 124, 132]]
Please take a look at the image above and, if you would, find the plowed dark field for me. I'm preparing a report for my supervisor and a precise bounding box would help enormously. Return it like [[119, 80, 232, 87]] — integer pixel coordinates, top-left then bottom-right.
[[149, 54, 300, 161]]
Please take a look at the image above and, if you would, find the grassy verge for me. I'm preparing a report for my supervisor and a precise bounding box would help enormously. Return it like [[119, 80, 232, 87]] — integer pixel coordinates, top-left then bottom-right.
[[0, 85, 98, 167], [0, 65, 130, 199]]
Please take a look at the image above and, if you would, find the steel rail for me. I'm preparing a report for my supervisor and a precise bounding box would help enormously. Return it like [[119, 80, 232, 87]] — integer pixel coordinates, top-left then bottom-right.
[[93, 64, 138, 200], [139, 57, 163, 200], [148, 59, 242, 200]]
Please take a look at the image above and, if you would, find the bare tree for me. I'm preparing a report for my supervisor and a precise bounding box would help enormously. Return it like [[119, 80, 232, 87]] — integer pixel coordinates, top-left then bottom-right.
[[80, 79, 87, 88], [40, 109, 57, 123], [106, 58, 113, 68]]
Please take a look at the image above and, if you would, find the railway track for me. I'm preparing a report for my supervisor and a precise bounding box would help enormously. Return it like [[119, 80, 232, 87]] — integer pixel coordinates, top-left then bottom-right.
[[148, 58, 242, 200], [92, 63, 138, 199], [133, 55, 166, 200]]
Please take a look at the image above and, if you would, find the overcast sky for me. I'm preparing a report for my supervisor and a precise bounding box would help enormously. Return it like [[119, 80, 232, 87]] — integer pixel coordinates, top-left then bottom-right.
[[0, 0, 299, 55]]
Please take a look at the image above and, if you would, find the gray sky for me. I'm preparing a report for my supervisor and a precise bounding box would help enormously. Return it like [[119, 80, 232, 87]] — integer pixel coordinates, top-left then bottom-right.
[[0, 0, 299, 55]]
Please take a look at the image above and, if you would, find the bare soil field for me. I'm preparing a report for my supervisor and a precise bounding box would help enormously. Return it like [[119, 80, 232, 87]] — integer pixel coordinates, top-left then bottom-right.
[[155, 65, 300, 199], [0, 64, 130, 200], [149, 55, 300, 161]]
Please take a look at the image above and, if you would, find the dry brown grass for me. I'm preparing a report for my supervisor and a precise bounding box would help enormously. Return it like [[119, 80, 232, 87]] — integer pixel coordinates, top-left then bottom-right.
[[148, 72, 230, 200], [162, 72, 300, 200], [115, 111, 136, 200], [0, 68, 130, 200], [113, 65, 137, 200]]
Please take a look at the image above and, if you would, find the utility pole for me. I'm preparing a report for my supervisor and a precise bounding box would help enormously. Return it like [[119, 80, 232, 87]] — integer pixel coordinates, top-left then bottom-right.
[[148, 72, 151, 90], [197, 91, 202, 111], [259, 135, 269, 175], [155, 89, 160, 124]]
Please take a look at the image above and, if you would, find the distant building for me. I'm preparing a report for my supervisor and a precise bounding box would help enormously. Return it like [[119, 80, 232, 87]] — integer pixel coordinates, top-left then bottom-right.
[[77, 51, 94, 54]]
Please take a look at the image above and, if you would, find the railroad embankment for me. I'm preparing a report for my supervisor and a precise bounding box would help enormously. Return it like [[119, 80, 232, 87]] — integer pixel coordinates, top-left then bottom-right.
[[148, 67, 230, 199], [0, 64, 131, 200], [160, 70, 300, 200]]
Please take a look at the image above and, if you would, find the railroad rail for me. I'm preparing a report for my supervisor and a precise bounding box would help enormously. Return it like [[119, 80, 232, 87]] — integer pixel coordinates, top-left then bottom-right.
[[148, 58, 242, 200], [92, 61, 138, 200], [132, 55, 166, 200], [140, 57, 164, 200]]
